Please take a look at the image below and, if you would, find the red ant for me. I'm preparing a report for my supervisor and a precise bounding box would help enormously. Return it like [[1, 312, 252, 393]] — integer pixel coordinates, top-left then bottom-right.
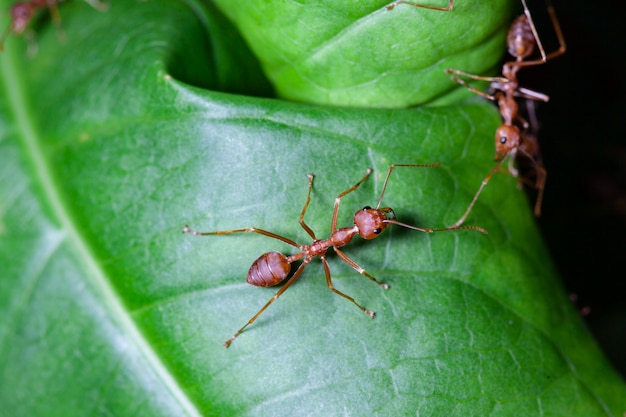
[[183, 164, 486, 347], [0, 0, 62, 52], [444, 0, 565, 227], [385, 0, 453, 11], [0, 0, 107, 51]]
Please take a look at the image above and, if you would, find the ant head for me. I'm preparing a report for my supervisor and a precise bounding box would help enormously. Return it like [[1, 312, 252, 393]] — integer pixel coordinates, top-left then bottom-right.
[[354, 206, 393, 240], [494, 124, 520, 160]]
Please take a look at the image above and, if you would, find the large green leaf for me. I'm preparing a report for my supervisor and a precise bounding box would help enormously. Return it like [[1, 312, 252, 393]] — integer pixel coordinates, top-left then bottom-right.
[[0, 0, 624, 416]]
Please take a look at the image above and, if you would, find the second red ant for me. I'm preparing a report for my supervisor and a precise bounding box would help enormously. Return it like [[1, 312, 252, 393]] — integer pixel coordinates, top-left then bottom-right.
[[184, 164, 486, 347], [0, 0, 107, 51], [445, 0, 566, 227]]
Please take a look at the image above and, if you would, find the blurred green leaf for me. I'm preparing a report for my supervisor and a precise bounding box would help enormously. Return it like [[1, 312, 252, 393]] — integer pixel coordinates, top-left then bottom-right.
[[0, 0, 624, 416]]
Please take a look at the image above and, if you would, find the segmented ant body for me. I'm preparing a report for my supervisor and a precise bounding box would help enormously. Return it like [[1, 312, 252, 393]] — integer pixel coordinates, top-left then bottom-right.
[[445, 0, 565, 226], [184, 164, 486, 347], [385, 0, 453, 11], [0, 0, 107, 51]]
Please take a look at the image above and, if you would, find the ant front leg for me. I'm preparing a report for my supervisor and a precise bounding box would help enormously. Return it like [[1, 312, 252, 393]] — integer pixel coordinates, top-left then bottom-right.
[[331, 168, 372, 233], [298, 173, 317, 240], [386, 0, 454, 11], [448, 158, 508, 229]]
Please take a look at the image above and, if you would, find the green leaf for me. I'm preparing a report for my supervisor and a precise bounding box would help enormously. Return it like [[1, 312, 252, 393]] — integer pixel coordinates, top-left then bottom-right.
[[210, 0, 513, 107], [0, 1, 624, 416]]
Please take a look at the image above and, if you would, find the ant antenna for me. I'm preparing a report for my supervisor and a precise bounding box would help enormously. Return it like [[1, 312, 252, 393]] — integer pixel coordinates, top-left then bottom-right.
[[375, 163, 441, 209], [375, 163, 487, 234]]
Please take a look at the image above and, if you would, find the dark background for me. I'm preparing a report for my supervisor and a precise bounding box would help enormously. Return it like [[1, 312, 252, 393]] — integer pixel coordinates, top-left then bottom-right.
[[522, 0, 626, 377]]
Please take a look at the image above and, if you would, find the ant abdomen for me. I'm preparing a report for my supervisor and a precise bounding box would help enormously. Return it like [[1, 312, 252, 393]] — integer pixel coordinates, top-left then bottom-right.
[[507, 15, 535, 59], [247, 251, 291, 287]]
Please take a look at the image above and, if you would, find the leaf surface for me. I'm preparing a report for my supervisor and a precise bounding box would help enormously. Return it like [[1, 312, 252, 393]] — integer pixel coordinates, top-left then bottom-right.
[[0, 1, 624, 416], [211, 0, 513, 107]]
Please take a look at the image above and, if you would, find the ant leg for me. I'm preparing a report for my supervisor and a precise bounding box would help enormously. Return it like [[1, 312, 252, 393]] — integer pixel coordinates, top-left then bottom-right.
[[321, 255, 376, 318], [507, 156, 519, 178], [521, 99, 546, 216], [333, 247, 389, 290], [516, 87, 550, 103], [515, 162, 546, 216], [544, 2, 566, 60], [370, 165, 487, 233], [46, 1, 67, 44], [298, 174, 317, 240], [532, 165, 546, 216], [48, 1, 62, 26], [502, 155, 546, 217], [445, 69, 506, 101], [331, 168, 372, 232], [386, 0, 453, 11], [182, 226, 301, 249], [519, 0, 566, 65], [376, 163, 440, 209], [223, 258, 311, 347], [445, 68, 508, 84], [447, 157, 508, 229], [516, 143, 547, 217]]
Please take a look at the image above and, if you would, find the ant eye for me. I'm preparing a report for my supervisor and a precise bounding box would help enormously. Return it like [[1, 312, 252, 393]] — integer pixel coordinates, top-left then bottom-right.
[[500, 136, 507, 144], [363, 206, 371, 210], [374, 228, 382, 234]]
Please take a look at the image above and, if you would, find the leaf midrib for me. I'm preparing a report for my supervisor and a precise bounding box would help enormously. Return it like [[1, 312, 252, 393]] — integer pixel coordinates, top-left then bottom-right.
[[0, 39, 201, 416]]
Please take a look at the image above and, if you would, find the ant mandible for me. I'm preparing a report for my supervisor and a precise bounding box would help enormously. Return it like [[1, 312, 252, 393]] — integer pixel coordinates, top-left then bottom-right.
[[445, 0, 565, 227], [183, 164, 486, 347], [0, 0, 108, 51], [385, 0, 453, 12]]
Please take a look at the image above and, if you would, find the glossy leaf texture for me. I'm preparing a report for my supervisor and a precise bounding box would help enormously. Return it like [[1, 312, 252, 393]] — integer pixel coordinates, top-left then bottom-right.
[[0, 1, 624, 416], [211, 0, 513, 107]]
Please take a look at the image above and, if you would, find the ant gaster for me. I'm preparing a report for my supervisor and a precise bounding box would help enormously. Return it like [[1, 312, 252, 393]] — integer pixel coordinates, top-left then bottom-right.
[[445, 0, 565, 227], [183, 164, 486, 347]]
